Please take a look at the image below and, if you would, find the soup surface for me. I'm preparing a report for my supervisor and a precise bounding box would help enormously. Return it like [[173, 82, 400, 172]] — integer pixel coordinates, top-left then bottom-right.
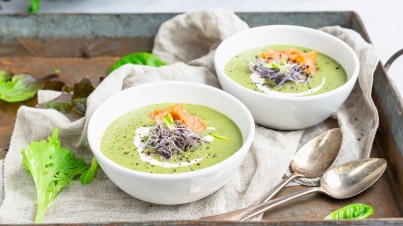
[[101, 103, 243, 174], [224, 45, 348, 96]]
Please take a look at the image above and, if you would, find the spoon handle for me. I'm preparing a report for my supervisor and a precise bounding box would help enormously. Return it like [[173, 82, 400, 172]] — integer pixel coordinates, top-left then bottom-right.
[[262, 173, 302, 203], [201, 187, 322, 221]]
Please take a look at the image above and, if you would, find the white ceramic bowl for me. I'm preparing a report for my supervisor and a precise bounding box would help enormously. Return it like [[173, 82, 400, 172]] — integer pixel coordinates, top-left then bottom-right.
[[215, 25, 360, 130], [88, 81, 255, 205]]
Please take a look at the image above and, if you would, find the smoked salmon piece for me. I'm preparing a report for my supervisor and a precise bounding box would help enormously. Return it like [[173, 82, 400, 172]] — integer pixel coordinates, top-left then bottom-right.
[[148, 104, 206, 132], [260, 48, 318, 74]]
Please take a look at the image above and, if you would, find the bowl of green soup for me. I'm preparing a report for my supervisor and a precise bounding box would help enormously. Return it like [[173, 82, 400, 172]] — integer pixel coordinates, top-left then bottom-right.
[[215, 25, 360, 129], [88, 81, 255, 205]]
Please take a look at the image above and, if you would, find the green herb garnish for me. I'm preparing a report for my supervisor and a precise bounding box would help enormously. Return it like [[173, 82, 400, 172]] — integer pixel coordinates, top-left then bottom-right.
[[21, 128, 90, 223], [161, 113, 175, 130], [109, 52, 166, 73], [210, 133, 229, 141], [324, 203, 374, 220]]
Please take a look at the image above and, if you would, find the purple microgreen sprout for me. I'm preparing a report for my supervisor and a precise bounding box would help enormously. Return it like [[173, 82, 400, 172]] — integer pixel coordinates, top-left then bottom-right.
[[144, 118, 204, 159], [249, 57, 310, 87]]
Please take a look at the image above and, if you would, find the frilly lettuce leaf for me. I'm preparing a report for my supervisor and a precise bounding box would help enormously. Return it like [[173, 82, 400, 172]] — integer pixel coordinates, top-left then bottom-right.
[[21, 128, 87, 223]]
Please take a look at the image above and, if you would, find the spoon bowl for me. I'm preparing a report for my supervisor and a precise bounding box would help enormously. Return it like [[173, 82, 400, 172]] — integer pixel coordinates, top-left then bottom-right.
[[291, 128, 342, 177], [321, 158, 387, 199]]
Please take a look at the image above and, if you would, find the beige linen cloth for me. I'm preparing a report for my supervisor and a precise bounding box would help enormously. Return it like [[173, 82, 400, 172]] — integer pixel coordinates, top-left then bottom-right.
[[0, 10, 379, 223]]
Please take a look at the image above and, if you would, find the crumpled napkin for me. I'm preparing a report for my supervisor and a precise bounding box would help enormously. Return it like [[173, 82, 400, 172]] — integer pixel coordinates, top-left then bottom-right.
[[0, 10, 379, 223]]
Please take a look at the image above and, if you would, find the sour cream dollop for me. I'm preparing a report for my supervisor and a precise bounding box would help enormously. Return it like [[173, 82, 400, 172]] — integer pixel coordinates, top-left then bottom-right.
[[250, 73, 326, 97]]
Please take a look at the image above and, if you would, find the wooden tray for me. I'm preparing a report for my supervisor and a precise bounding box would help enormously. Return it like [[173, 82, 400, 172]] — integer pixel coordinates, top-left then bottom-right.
[[0, 12, 402, 225]]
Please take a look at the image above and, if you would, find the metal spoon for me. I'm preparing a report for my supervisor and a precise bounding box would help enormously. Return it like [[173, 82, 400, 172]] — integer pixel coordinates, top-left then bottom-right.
[[262, 128, 342, 203], [201, 158, 387, 221]]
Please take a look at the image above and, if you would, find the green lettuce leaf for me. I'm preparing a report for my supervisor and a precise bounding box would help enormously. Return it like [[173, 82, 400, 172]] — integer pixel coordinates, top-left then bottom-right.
[[0, 71, 63, 103], [21, 128, 87, 223], [28, 0, 40, 14], [80, 157, 98, 185], [324, 203, 374, 220], [109, 52, 166, 73]]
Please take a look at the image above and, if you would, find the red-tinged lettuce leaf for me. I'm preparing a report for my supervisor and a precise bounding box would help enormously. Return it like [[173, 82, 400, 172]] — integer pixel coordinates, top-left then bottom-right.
[[37, 78, 95, 115], [109, 52, 166, 73], [36, 93, 74, 114], [0, 71, 63, 103]]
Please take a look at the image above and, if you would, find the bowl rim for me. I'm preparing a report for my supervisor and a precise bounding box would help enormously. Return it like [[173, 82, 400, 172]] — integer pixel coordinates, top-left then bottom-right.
[[88, 81, 256, 179], [214, 24, 360, 101]]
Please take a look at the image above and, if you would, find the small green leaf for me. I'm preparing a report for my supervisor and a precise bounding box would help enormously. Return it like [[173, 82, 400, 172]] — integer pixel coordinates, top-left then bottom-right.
[[162, 113, 175, 130], [324, 203, 373, 220], [210, 133, 229, 141], [28, 0, 40, 14], [54, 69, 62, 75], [80, 157, 98, 185], [271, 62, 280, 69], [281, 58, 287, 65], [109, 52, 166, 73]]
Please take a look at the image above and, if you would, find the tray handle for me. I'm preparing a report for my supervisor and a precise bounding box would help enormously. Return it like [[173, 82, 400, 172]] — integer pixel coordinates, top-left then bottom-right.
[[385, 49, 403, 71]]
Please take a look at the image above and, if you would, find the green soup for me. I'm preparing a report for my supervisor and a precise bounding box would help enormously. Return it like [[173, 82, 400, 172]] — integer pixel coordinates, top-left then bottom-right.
[[101, 103, 243, 174], [224, 45, 348, 96]]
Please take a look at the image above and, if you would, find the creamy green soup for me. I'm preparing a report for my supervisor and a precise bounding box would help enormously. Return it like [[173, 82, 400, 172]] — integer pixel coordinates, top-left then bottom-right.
[[224, 45, 348, 96], [101, 103, 243, 174]]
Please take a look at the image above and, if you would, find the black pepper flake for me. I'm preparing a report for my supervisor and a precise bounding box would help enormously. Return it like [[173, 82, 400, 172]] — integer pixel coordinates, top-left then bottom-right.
[[336, 67, 340, 70], [355, 117, 358, 121], [173, 169, 177, 172], [197, 163, 200, 166], [123, 151, 129, 155], [357, 137, 361, 141]]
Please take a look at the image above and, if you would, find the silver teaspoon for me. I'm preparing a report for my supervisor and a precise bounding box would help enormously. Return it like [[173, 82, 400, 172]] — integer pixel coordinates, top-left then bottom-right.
[[201, 158, 387, 221], [262, 128, 342, 203]]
